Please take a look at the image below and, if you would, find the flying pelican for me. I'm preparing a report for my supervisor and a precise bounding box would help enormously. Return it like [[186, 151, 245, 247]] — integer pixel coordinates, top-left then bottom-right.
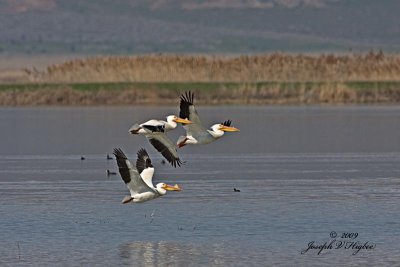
[[129, 115, 191, 134], [177, 91, 240, 147], [129, 115, 191, 167], [113, 148, 182, 204]]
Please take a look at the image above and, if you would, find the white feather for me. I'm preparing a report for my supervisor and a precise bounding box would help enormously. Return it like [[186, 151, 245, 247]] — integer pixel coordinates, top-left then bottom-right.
[[140, 167, 155, 189]]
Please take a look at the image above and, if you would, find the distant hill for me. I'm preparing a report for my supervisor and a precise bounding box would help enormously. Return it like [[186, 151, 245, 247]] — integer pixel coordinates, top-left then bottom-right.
[[0, 0, 399, 54]]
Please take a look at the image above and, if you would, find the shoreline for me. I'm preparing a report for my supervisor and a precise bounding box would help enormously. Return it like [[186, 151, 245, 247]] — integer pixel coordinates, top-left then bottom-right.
[[1, 82, 400, 106]]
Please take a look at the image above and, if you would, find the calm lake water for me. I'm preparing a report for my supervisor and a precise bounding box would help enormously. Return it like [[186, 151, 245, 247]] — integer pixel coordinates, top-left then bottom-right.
[[1, 106, 400, 266]]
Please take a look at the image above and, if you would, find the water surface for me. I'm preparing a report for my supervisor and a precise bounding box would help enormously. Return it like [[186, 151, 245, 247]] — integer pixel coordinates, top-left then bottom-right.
[[1, 106, 400, 266]]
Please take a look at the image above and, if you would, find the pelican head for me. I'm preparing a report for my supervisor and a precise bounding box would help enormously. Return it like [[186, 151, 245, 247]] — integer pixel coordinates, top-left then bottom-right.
[[218, 120, 240, 132], [166, 115, 192, 125], [156, 183, 182, 195], [208, 120, 239, 139], [210, 123, 239, 134]]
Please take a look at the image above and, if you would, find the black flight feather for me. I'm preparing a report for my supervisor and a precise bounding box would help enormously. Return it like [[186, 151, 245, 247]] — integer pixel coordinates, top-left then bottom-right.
[[179, 91, 194, 120], [113, 148, 131, 184], [148, 138, 182, 168], [142, 124, 165, 133], [136, 148, 153, 174]]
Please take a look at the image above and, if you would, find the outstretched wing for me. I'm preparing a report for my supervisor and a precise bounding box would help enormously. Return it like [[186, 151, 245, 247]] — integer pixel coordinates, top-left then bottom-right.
[[136, 148, 155, 188], [113, 148, 156, 195], [145, 133, 183, 168], [179, 91, 207, 136]]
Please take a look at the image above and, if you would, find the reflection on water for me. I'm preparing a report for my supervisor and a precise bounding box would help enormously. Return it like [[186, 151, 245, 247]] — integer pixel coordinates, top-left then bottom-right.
[[119, 241, 226, 267]]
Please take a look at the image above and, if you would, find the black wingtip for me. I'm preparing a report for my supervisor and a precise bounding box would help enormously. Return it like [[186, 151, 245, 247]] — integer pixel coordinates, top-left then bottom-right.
[[171, 158, 185, 168], [113, 148, 127, 159], [138, 148, 152, 167], [180, 91, 194, 105], [136, 148, 153, 172], [179, 91, 195, 120], [222, 120, 232, 127], [113, 148, 132, 184], [137, 148, 149, 158], [164, 156, 183, 168]]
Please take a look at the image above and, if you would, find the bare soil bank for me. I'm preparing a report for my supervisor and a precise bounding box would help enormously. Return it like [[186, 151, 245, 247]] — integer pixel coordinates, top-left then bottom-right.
[[1, 83, 400, 106]]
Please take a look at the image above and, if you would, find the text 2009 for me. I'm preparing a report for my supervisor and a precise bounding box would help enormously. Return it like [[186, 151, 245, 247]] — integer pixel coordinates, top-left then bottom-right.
[[341, 233, 358, 239]]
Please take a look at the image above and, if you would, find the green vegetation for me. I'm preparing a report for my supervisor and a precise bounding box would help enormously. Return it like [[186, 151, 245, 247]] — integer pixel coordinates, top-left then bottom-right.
[[1, 81, 400, 106], [0, 82, 230, 92], [1, 81, 399, 92]]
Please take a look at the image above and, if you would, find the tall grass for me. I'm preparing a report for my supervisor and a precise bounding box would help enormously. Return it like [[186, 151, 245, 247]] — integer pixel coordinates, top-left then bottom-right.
[[29, 52, 400, 83]]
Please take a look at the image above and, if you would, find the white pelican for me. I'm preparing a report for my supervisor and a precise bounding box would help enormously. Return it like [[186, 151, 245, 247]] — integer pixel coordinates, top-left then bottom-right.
[[129, 115, 191, 134], [177, 91, 240, 147], [129, 115, 191, 167], [113, 148, 181, 204]]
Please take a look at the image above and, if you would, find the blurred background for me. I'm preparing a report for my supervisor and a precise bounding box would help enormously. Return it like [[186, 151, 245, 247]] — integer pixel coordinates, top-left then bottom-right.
[[1, 0, 399, 55]]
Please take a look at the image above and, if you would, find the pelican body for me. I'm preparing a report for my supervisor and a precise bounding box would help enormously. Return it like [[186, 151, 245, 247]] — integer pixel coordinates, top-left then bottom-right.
[[113, 148, 181, 203], [177, 91, 239, 147]]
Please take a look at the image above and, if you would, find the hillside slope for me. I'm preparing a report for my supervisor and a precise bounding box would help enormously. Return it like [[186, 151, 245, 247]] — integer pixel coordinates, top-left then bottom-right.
[[0, 0, 399, 54]]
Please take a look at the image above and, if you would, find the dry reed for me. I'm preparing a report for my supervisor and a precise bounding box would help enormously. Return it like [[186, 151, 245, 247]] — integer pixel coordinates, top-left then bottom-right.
[[29, 52, 400, 83]]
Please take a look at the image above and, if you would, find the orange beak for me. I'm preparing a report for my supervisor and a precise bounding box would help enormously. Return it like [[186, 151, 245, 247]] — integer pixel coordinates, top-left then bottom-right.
[[162, 183, 182, 191], [173, 117, 193, 124], [220, 125, 240, 132]]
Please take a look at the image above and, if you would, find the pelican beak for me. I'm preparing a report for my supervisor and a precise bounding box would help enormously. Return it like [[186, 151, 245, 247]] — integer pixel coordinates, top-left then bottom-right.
[[163, 183, 182, 191], [220, 125, 240, 132], [174, 117, 193, 124]]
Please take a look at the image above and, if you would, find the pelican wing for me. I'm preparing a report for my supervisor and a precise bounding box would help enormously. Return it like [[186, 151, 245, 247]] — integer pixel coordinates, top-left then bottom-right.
[[146, 133, 183, 168], [179, 91, 207, 136], [142, 124, 165, 133], [141, 119, 164, 126], [141, 119, 165, 133], [136, 148, 155, 188], [113, 148, 156, 195]]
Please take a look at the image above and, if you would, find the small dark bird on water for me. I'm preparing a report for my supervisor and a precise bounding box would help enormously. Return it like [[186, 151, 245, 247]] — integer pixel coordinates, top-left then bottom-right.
[[107, 154, 113, 160], [80, 156, 85, 160], [234, 188, 240, 192], [107, 170, 117, 176], [161, 159, 166, 165]]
